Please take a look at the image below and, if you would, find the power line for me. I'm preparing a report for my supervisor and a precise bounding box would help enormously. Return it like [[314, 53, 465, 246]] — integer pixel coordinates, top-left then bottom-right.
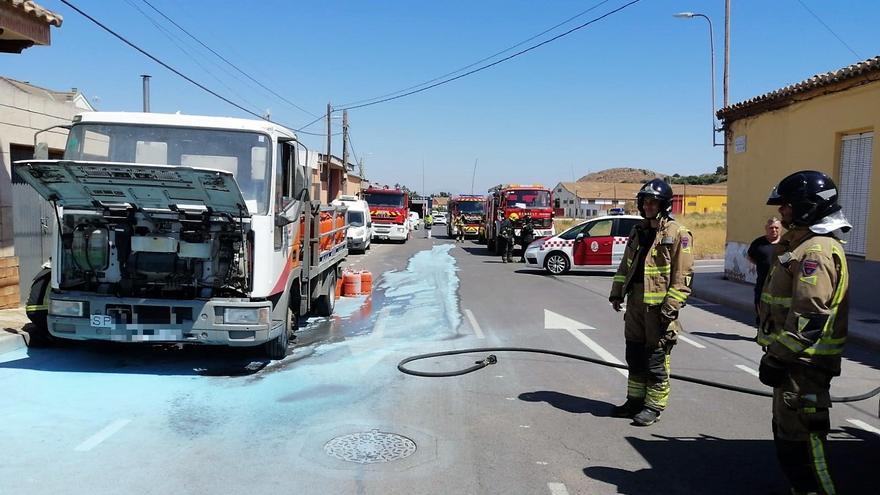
[[338, 0, 642, 111], [794, 0, 861, 59], [140, 0, 319, 118], [122, 0, 264, 113], [58, 0, 336, 139], [340, 0, 614, 108]]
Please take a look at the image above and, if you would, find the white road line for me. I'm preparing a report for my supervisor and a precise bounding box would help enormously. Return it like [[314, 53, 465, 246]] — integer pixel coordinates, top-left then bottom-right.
[[75, 419, 131, 452], [736, 364, 760, 378], [464, 309, 485, 339], [547, 482, 570, 495], [677, 334, 706, 349], [847, 419, 880, 436], [566, 329, 627, 377]]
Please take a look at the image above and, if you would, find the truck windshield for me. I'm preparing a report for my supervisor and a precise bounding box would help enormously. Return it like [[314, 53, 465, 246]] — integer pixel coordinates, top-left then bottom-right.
[[347, 211, 365, 226], [63, 123, 273, 214], [364, 192, 405, 207], [457, 202, 484, 214], [505, 190, 550, 207]]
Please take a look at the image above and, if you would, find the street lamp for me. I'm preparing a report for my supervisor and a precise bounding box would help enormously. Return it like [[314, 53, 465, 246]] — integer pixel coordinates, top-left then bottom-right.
[[674, 12, 722, 147]]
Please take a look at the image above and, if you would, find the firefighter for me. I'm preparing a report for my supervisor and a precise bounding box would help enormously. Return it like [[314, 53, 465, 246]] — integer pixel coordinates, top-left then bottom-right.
[[454, 216, 465, 243], [518, 215, 535, 262], [757, 170, 850, 495], [499, 215, 515, 263], [608, 179, 694, 426]]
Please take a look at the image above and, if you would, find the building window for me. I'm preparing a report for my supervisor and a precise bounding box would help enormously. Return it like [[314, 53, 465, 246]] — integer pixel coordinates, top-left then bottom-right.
[[687, 201, 697, 206], [839, 131, 873, 256]]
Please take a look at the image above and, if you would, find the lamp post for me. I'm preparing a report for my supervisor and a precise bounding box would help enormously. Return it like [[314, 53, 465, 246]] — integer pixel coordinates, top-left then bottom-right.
[[674, 12, 722, 147]]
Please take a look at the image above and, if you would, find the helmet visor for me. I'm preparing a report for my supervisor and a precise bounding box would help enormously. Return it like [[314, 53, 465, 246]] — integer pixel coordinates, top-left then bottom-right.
[[766, 186, 785, 205]]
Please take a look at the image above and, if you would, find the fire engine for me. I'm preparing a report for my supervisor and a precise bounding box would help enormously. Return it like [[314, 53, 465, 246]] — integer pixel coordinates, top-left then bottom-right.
[[363, 187, 410, 242], [484, 184, 554, 253], [447, 195, 485, 238], [13, 112, 348, 360]]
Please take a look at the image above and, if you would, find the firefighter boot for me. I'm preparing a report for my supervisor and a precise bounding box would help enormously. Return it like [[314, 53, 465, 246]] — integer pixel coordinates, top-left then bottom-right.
[[611, 399, 644, 418], [632, 407, 661, 426]]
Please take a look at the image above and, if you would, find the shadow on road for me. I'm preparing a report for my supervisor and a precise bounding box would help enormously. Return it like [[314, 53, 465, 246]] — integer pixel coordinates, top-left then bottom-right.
[[583, 426, 875, 494], [518, 390, 614, 417], [690, 331, 754, 342]]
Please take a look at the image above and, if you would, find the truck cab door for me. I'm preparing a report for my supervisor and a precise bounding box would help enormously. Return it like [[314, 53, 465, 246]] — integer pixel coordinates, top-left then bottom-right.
[[572, 219, 613, 266]]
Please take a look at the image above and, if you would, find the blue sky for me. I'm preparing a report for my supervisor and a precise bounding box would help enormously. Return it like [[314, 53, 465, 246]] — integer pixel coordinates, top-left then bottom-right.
[[4, 0, 879, 195]]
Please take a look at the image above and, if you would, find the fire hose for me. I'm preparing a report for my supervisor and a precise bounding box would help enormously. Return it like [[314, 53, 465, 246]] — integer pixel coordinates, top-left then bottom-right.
[[398, 347, 880, 404]]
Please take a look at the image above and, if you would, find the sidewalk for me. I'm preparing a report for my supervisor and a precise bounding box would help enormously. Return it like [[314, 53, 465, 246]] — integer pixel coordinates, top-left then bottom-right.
[[0, 307, 30, 355], [693, 272, 880, 349]]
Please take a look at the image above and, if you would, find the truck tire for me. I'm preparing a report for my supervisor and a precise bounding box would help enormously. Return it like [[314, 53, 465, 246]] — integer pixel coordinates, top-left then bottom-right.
[[314, 271, 337, 317], [265, 305, 296, 360]]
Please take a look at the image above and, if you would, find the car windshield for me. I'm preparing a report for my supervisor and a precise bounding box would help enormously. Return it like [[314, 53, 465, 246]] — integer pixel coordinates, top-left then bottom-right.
[[364, 192, 405, 207], [64, 123, 272, 214], [347, 211, 365, 226], [505, 190, 550, 207], [457, 202, 484, 213]]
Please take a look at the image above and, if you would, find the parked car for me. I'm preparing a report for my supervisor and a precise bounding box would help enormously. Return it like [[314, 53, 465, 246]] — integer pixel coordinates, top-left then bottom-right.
[[433, 212, 448, 225], [524, 214, 642, 274], [408, 211, 421, 230]]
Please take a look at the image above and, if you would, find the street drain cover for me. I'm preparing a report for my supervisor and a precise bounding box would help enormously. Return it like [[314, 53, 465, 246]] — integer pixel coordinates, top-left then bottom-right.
[[324, 429, 417, 464]]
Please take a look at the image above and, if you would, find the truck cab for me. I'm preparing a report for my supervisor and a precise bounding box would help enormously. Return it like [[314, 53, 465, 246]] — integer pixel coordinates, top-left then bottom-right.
[[13, 112, 347, 359]]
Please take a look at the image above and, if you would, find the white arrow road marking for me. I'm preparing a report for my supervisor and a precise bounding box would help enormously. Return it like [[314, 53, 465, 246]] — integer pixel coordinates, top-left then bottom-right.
[[847, 419, 880, 436], [677, 334, 706, 349], [544, 309, 626, 377], [75, 419, 131, 452], [547, 482, 570, 495], [464, 309, 485, 339], [736, 364, 760, 377]]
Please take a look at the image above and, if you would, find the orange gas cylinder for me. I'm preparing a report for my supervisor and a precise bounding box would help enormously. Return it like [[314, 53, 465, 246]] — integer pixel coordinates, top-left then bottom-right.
[[360, 271, 372, 294], [335, 272, 345, 298], [343, 270, 362, 296], [319, 213, 332, 251], [335, 214, 346, 245]]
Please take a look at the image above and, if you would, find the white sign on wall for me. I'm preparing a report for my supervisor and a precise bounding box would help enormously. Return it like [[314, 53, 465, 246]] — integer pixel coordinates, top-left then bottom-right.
[[734, 135, 747, 154]]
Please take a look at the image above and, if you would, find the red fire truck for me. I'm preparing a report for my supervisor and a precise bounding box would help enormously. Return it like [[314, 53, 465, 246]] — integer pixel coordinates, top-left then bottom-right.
[[447, 195, 485, 238], [484, 184, 554, 253], [363, 187, 410, 242]]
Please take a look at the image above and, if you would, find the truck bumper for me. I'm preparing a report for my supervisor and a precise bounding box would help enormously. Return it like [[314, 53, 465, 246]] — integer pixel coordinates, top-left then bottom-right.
[[371, 223, 408, 241], [47, 293, 280, 346]]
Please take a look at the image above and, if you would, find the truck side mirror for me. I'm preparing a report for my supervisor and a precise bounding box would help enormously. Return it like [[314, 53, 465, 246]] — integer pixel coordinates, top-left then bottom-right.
[[35, 142, 49, 160]]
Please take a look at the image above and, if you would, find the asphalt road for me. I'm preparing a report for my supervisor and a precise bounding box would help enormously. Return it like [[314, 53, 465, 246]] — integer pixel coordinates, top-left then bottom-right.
[[0, 225, 876, 494]]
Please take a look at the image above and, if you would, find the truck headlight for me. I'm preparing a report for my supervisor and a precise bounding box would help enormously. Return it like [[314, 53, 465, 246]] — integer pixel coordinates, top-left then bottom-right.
[[49, 299, 87, 317], [221, 307, 269, 325]]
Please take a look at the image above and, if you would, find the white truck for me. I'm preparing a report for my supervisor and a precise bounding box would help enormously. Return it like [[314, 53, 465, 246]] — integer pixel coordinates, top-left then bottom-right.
[[13, 112, 348, 359]]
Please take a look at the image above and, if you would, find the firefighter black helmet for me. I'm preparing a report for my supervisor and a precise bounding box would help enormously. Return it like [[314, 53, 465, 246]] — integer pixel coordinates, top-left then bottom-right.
[[637, 179, 674, 219], [766, 170, 841, 226]]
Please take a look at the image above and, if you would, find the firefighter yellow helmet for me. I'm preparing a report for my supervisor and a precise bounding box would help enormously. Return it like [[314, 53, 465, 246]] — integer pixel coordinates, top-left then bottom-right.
[[509, 212, 520, 221]]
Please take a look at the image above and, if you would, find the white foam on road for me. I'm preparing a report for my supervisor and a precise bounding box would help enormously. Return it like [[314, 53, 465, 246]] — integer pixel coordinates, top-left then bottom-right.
[[75, 419, 131, 452], [547, 482, 570, 495]]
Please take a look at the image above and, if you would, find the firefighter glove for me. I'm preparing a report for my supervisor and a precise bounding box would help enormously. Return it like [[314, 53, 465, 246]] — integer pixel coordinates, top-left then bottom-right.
[[758, 354, 788, 387]]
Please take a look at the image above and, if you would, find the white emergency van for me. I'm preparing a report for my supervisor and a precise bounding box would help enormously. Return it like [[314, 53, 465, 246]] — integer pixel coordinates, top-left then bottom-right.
[[333, 195, 372, 252]]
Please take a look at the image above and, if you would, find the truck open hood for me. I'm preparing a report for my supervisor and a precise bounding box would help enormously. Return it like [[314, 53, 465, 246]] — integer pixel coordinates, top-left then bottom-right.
[[12, 160, 249, 216]]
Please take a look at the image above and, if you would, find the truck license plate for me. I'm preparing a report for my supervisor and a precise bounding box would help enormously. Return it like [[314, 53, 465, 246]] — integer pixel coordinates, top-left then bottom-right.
[[90, 314, 114, 328]]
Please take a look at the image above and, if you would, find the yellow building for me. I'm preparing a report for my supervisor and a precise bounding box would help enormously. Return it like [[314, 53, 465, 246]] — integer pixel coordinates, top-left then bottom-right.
[[553, 182, 726, 218], [674, 184, 728, 215], [717, 56, 879, 310]]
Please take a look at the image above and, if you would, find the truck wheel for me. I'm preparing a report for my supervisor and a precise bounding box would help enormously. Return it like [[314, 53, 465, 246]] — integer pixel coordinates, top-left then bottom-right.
[[265, 306, 296, 360], [24, 321, 53, 347], [314, 271, 337, 317], [544, 252, 570, 275]]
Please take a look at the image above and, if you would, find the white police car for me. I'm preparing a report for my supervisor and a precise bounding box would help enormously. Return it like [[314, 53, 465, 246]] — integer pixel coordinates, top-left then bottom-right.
[[524, 214, 642, 274]]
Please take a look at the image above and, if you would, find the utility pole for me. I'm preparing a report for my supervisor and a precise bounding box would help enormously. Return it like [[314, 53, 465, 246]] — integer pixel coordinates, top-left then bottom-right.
[[723, 0, 730, 109], [322, 102, 331, 204], [140, 74, 151, 112], [471, 158, 478, 194], [341, 109, 349, 195], [421, 159, 425, 197]]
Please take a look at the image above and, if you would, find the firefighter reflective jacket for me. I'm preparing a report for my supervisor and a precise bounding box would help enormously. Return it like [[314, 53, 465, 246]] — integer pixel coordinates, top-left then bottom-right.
[[758, 227, 848, 375], [610, 217, 694, 318]]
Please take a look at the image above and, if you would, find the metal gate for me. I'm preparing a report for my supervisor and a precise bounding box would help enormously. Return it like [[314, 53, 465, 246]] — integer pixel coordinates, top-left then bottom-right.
[[12, 183, 55, 305]]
